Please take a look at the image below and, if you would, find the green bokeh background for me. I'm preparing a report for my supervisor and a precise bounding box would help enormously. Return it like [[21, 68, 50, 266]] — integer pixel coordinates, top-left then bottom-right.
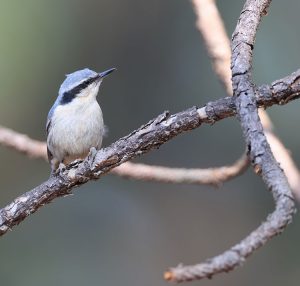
[[0, 1, 299, 285]]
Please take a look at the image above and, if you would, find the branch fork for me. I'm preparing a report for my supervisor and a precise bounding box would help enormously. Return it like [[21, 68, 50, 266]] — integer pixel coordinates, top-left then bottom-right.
[[0, 0, 298, 283]]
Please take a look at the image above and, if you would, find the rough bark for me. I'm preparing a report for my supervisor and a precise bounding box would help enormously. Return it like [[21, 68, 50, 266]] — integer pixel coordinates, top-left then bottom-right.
[[0, 68, 300, 236]]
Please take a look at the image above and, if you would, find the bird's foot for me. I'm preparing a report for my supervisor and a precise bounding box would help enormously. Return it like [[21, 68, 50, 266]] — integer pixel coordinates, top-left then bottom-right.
[[88, 147, 98, 166], [50, 163, 66, 176], [69, 159, 83, 168], [56, 162, 66, 174], [88, 147, 98, 160]]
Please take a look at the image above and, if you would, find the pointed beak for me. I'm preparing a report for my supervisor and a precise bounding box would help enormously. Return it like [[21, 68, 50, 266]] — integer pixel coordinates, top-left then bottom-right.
[[99, 68, 116, 78]]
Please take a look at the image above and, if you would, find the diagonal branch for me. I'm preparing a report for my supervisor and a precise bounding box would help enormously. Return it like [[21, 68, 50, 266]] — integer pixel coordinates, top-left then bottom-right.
[[0, 68, 300, 237], [191, 0, 300, 199], [164, 0, 296, 282]]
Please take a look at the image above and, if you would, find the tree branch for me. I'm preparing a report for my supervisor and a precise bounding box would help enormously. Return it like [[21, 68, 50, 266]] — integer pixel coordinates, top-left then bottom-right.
[[191, 0, 232, 94], [111, 154, 248, 186], [2, 1, 299, 192], [164, 0, 296, 282], [191, 0, 300, 199], [0, 68, 300, 236], [1, 67, 300, 188], [0, 126, 47, 159]]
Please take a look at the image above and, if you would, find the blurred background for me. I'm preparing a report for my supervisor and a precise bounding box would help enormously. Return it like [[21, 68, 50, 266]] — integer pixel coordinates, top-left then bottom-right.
[[0, 0, 299, 285]]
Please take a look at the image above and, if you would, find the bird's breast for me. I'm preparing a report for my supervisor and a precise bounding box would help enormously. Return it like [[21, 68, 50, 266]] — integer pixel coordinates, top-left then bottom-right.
[[48, 98, 104, 161]]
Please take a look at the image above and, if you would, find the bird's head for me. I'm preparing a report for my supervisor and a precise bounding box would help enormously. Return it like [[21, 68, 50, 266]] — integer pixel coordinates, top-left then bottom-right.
[[58, 67, 116, 105]]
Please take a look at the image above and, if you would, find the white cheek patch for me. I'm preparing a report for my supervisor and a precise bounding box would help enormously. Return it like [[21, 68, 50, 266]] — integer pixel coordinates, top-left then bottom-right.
[[78, 81, 101, 98]]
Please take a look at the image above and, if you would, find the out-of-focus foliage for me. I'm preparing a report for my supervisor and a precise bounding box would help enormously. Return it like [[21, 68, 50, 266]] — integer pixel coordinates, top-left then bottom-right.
[[0, 1, 299, 285]]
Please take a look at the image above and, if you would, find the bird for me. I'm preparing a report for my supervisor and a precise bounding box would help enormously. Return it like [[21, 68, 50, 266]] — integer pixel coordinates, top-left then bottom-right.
[[46, 67, 116, 173]]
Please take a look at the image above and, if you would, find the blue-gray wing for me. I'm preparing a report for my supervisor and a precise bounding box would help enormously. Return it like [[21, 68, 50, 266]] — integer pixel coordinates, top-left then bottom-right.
[[46, 100, 59, 163], [46, 117, 53, 163]]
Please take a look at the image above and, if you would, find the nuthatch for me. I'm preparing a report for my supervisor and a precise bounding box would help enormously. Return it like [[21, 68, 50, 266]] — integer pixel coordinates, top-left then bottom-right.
[[46, 68, 115, 172]]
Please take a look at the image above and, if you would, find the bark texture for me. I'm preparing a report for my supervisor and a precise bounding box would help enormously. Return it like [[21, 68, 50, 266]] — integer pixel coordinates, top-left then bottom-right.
[[164, 0, 296, 282], [0, 69, 299, 235]]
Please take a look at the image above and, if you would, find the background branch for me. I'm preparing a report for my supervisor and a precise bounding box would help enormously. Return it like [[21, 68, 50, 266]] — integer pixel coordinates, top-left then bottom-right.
[[191, 0, 232, 94], [111, 155, 248, 186], [0, 126, 47, 159]]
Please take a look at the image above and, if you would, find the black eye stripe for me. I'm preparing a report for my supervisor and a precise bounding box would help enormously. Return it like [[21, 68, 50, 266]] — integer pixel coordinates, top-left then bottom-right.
[[79, 76, 99, 90], [60, 76, 99, 105]]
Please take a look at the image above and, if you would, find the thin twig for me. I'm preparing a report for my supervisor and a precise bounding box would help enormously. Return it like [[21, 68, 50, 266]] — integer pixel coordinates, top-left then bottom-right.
[[112, 154, 248, 186], [191, 0, 232, 94], [265, 130, 300, 202], [165, 0, 296, 282], [0, 69, 300, 236]]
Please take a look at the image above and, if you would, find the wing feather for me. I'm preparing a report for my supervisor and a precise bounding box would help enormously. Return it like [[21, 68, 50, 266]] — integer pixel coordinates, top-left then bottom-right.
[[46, 118, 53, 162]]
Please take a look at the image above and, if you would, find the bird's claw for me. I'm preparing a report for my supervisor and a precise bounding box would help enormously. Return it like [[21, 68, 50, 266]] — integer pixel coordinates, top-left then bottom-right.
[[56, 163, 66, 174], [69, 159, 83, 167], [88, 147, 97, 158], [88, 147, 98, 165]]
